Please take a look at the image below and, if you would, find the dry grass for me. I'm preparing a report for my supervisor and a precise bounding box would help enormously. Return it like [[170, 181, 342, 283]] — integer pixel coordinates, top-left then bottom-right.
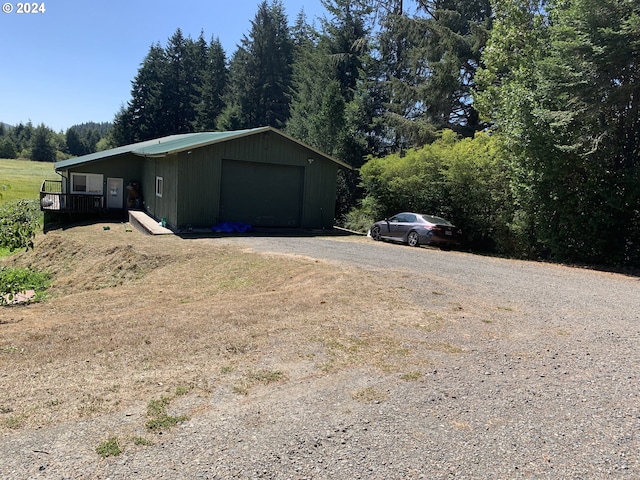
[[0, 223, 459, 431]]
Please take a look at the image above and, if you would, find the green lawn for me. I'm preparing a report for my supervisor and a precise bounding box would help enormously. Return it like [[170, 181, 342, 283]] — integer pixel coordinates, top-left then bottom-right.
[[0, 158, 56, 205], [0, 159, 54, 257]]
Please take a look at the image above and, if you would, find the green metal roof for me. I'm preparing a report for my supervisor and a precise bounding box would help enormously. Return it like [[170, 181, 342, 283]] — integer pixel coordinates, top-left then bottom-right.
[[55, 127, 352, 170]]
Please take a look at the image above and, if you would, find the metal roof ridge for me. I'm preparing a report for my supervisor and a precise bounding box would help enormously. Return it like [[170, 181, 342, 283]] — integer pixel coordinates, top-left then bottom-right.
[[131, 127, 271, 157], [55, 126, 352, 170]]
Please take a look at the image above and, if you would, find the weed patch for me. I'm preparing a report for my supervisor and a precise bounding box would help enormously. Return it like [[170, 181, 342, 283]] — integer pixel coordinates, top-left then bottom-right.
[[132, 436, 154, 446], [145, 394, 189, 432], [4, 414, 26, 429], [0, 265, 49, 305], [96, 437, 122, 458]]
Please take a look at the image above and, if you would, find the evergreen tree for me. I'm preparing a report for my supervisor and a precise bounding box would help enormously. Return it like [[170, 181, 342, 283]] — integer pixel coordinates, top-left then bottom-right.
[[195, 37, 228, 131], [475, 0, 640, 266], [83, 129, 101, 153], [112, 43, 167, 144], [10, 121, 34, 156], [0, 137, 17, 159], [30, 124, 56, 162], [65, 127, 86, 156], [374, 0, 492, 151], [287, 0, 376, 218], [160, 29, 202, 135], [218, 0, 294, 129], [110, 105, 137, 146], [288, 0, 375, 162], [320, 0, 373, 104], [287, 13, 346, 154]]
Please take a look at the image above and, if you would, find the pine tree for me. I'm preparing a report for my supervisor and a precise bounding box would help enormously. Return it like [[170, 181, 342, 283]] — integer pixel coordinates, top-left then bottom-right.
[[374, 0, 492, 150], [114, 43, 168, 143], [160, 29, 202, 135], [218, 0, 294, 129], [65, 127, 86, 156], [475, 0, 640, 266], [30, 124, 56, 162], [195, 37, 228, 131], [0, 137, 17, 159], [287, 13, 344, 154], [288, 0, 374, 161]]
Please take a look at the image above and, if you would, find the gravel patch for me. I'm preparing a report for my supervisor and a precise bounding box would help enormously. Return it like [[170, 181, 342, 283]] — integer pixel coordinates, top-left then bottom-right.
[[2, 235, 639, 479]]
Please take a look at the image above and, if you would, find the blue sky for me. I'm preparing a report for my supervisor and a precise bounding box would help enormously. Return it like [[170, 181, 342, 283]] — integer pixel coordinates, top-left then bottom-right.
[[0, 0, 326, 132]]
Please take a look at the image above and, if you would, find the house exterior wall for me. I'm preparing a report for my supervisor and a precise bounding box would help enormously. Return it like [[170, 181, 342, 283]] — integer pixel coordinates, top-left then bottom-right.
[[60, 154, 144, 208], [167, 130, 339, 229], [176, 147, 221, 228], [55, 129, 343, 230], [142, 155, 179, 227]]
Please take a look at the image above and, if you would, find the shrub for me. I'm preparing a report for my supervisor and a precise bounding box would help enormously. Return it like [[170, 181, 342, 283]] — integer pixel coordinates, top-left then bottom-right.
[[0, 199, 41, 252]]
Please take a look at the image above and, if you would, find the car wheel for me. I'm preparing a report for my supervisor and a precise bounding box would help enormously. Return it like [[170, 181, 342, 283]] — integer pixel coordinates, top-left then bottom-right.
[[370, 225, 382, 241], [407, 231, 419, 247]]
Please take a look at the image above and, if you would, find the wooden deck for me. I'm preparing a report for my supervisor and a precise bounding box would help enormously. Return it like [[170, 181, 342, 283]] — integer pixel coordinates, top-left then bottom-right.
[[40, 193, 62, 210], [40, 180, 104, 213], [128, 210, 173, 235]]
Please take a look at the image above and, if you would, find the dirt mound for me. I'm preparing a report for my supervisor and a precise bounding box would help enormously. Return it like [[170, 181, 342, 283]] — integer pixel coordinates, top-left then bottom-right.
[[5, 232, 174, 295]]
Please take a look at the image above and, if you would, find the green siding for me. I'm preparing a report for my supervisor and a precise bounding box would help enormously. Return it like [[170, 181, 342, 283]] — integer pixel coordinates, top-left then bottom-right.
[[61, 154, 144, 208], [166, 130, 339, 229], [142, 156, 178, 228], [58, 128, 344, 230], [168, 131, 338, 228], [176, 148, 221, 227]]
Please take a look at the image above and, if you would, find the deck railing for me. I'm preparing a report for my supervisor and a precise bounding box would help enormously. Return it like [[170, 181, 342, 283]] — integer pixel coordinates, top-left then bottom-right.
[[40, 180, 104, 213], [40, 180, 64, 211]]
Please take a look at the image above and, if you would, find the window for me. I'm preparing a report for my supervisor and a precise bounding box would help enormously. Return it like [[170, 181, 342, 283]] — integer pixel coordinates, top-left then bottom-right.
[[155, 176, 163, 197], [390, 214, 408, 223], [71, 173, 103, 194]]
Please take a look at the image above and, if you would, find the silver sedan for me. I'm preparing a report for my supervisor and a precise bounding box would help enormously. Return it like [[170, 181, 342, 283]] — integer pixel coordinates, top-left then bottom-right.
[[369, 212, 463, 248]]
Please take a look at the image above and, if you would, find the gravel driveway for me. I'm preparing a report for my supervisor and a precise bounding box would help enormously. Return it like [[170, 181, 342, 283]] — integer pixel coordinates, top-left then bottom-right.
[[3, 234, 640, 479]]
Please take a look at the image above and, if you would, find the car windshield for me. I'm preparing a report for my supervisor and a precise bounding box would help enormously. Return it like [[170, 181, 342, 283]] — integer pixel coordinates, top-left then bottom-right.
[[419, 214, 453, 226]]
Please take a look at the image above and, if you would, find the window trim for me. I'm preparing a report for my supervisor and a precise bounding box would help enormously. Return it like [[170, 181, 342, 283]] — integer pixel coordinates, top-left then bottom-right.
[[70, 172, 103, 195], [155, 176, 163, 198]]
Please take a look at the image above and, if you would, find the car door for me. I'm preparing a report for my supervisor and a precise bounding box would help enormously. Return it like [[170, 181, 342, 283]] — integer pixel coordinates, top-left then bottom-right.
[[393, 213, 416, 240], [388, 214, 409, 239]]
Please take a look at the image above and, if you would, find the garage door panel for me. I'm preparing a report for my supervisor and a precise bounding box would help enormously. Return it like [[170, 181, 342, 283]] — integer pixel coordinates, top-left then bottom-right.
[[220, 160, 304, 227]]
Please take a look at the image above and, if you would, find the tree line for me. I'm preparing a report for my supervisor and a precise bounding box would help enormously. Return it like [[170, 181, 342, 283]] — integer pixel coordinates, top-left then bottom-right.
[[0, 121, 111, 162], [111, 0, 491, 158]]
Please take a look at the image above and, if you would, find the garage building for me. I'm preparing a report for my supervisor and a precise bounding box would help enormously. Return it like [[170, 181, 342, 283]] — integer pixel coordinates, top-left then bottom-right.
[[44, 127, 352, 230]]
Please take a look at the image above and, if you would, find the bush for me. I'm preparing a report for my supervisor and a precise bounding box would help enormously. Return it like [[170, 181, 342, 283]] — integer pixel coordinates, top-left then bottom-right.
[[356, 130, 518, 253], [342, 196, 379, 233], [0, 199, 40, 252]]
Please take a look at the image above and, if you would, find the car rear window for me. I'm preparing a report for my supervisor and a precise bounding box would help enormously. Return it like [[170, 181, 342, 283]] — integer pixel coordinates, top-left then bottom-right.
[[420, 215, 453, 226]]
